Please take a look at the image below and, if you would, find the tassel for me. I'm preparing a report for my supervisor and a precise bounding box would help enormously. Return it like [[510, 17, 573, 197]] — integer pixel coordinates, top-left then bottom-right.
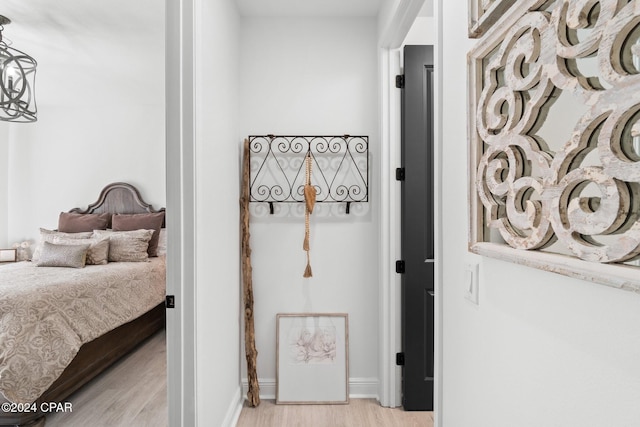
[[304, 184, 316, 214], [302, 152, 314, 278], [303, 252, 313, 278], [303, 263, 312, 278]]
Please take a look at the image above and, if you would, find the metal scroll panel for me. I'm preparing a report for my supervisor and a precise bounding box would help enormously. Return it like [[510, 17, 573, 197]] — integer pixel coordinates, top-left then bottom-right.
[[249, 135, 368, 209]]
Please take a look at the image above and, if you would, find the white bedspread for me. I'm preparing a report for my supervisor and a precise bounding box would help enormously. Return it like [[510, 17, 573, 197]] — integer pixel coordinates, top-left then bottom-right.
[[0, 258, 165, 403]]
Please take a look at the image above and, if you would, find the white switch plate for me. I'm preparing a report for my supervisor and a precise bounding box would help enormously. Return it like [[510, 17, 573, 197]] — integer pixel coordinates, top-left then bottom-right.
[[464, 263, 479, 305]]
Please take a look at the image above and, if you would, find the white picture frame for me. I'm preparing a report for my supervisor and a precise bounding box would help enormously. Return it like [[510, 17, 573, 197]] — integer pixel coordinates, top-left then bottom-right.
[[0, 248, 17, 263], [276, 313, 349, 405]]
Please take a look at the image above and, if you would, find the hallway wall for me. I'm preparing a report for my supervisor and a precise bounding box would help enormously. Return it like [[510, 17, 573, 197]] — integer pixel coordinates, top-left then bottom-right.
[[239, 16, 380, 397], [440, 2, 640, 426], [193, 0, 243, 425]]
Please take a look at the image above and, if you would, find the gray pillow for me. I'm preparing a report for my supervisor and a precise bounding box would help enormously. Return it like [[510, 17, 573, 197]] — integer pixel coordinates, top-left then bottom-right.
[[35, 241, 91, 268], [48, 236, 110, 265], [32, 228, 94, 262]]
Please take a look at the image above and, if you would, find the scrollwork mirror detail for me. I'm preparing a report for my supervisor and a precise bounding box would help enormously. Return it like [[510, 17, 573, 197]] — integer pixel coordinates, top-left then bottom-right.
[[469, 0, 640, 291]]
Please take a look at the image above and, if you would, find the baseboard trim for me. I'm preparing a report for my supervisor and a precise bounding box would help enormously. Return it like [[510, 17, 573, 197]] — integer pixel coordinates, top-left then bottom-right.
[[241, 377, 379, 400], [349, 377, 379, 398], [242, 378, 277, 400], [222, 386, 243, 427]]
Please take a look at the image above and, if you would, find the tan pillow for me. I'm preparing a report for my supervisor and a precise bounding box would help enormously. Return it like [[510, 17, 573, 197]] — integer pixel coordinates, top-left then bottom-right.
[[157, 228, 167, 256], [49, 236, 110, 265], [112, 212, 165, 256], [58, 212, 110, 232], [92, 229, 154, 262], [32, 228, 94, 262], [35, 241, 90, 268]]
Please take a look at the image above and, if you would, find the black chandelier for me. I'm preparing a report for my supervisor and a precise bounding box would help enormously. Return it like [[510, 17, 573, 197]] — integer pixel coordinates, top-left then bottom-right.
[[0, 15, 36, 122]]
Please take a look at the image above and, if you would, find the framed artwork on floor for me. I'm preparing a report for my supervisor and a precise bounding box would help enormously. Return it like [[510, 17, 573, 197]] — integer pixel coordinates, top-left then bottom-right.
[[276, 313, 349, 405]]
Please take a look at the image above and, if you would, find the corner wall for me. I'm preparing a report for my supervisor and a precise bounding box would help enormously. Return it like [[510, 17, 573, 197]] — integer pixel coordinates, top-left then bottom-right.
[[239, 16, 380, 398], [440, 2, 640, 426]]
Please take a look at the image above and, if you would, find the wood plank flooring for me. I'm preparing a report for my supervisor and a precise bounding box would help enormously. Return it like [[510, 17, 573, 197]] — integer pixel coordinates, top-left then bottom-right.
[[44, 330, 433, 427], [46, 330, 167, 427], [236, 399, 434, 427]]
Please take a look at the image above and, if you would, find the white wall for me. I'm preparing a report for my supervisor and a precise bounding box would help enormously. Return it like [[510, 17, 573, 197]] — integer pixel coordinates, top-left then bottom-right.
[[240, 16, 380, 397], [403, 17, 435, 46], [378, 0, 403, 40], [440, 2, 640, 426], [194, 0, 243, 425], [3, 1, 165, 246], [0, 123, 8, 247]]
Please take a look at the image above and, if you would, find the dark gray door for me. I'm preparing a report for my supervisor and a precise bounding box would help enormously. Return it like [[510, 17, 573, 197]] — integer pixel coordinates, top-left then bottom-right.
[[400, 44, 434, 411]]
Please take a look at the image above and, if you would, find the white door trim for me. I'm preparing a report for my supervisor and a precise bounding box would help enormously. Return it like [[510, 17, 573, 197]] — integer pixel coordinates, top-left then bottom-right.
[[377, 45, 402, 408], [377, 2, 443, 423], [166, 0, 198, 425], [377, 0, 423, 409], [433, 1, 443, 424]]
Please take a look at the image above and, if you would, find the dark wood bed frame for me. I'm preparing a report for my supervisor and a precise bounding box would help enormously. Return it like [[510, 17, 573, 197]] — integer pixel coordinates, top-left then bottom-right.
[[1, 182, 166, 427]]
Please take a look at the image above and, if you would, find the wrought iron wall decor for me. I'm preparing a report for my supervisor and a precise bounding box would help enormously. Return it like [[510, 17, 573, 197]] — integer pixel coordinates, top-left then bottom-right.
[[468, 0, 640, 291], [0, 15, 37, 122], [249, 135, 368, 214]]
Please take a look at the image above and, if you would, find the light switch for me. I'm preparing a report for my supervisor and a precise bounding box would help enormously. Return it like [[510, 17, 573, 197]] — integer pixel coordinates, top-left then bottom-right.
[[464, 263, 479, 305]]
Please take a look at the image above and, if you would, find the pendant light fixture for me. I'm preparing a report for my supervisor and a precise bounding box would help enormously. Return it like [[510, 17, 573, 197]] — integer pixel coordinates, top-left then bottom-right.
[[0, 15, 37, 122]]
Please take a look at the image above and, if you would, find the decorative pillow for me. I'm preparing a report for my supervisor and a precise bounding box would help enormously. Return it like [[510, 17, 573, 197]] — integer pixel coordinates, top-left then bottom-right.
[[92, 229, 154, 262], [49, 236, 110, 265], [157, 228, 167, 256], [32, 228, 94, 262], [112, 212, 165, 257], [35, 241, 90, 268], [58, 212, 110, 233]]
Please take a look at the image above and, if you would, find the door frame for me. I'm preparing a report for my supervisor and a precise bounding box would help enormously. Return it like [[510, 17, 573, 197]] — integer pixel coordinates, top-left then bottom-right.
[[166, 0, 197, 425], [378, 0, 443, 424], [166, 0, 443, 424]]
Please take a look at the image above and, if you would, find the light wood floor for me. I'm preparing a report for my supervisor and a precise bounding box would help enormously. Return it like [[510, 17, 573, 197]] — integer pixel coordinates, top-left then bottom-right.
[[236, 399, 434, 427], [45, 331, 433, 427], [46, 330, 167, 427]]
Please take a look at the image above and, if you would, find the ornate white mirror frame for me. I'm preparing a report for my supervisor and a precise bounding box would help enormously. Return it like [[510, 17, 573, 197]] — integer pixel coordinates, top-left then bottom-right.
[[468, 0, 518, 38], [468, 0, 640, 292]]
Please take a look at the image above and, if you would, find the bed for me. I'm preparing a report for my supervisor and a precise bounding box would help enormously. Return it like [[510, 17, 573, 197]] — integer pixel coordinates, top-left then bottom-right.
[[0, 182, 166, 427]]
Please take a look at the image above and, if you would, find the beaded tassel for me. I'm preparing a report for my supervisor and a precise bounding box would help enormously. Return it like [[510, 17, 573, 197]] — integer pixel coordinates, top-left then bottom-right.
[[303, 153, 316, 278]]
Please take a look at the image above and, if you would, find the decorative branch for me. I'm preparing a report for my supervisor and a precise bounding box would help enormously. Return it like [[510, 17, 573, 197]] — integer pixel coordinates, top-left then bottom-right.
[[241, 138, 260, 407]]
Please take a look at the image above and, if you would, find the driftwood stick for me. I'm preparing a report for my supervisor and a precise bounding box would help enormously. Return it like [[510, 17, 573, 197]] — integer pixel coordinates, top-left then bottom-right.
[[240, 138, 260, 407]]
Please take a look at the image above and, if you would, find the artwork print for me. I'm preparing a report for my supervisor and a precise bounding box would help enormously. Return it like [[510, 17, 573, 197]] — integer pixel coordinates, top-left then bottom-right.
[[288, 325, 337, 365], [276, 313, 348, 404]]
